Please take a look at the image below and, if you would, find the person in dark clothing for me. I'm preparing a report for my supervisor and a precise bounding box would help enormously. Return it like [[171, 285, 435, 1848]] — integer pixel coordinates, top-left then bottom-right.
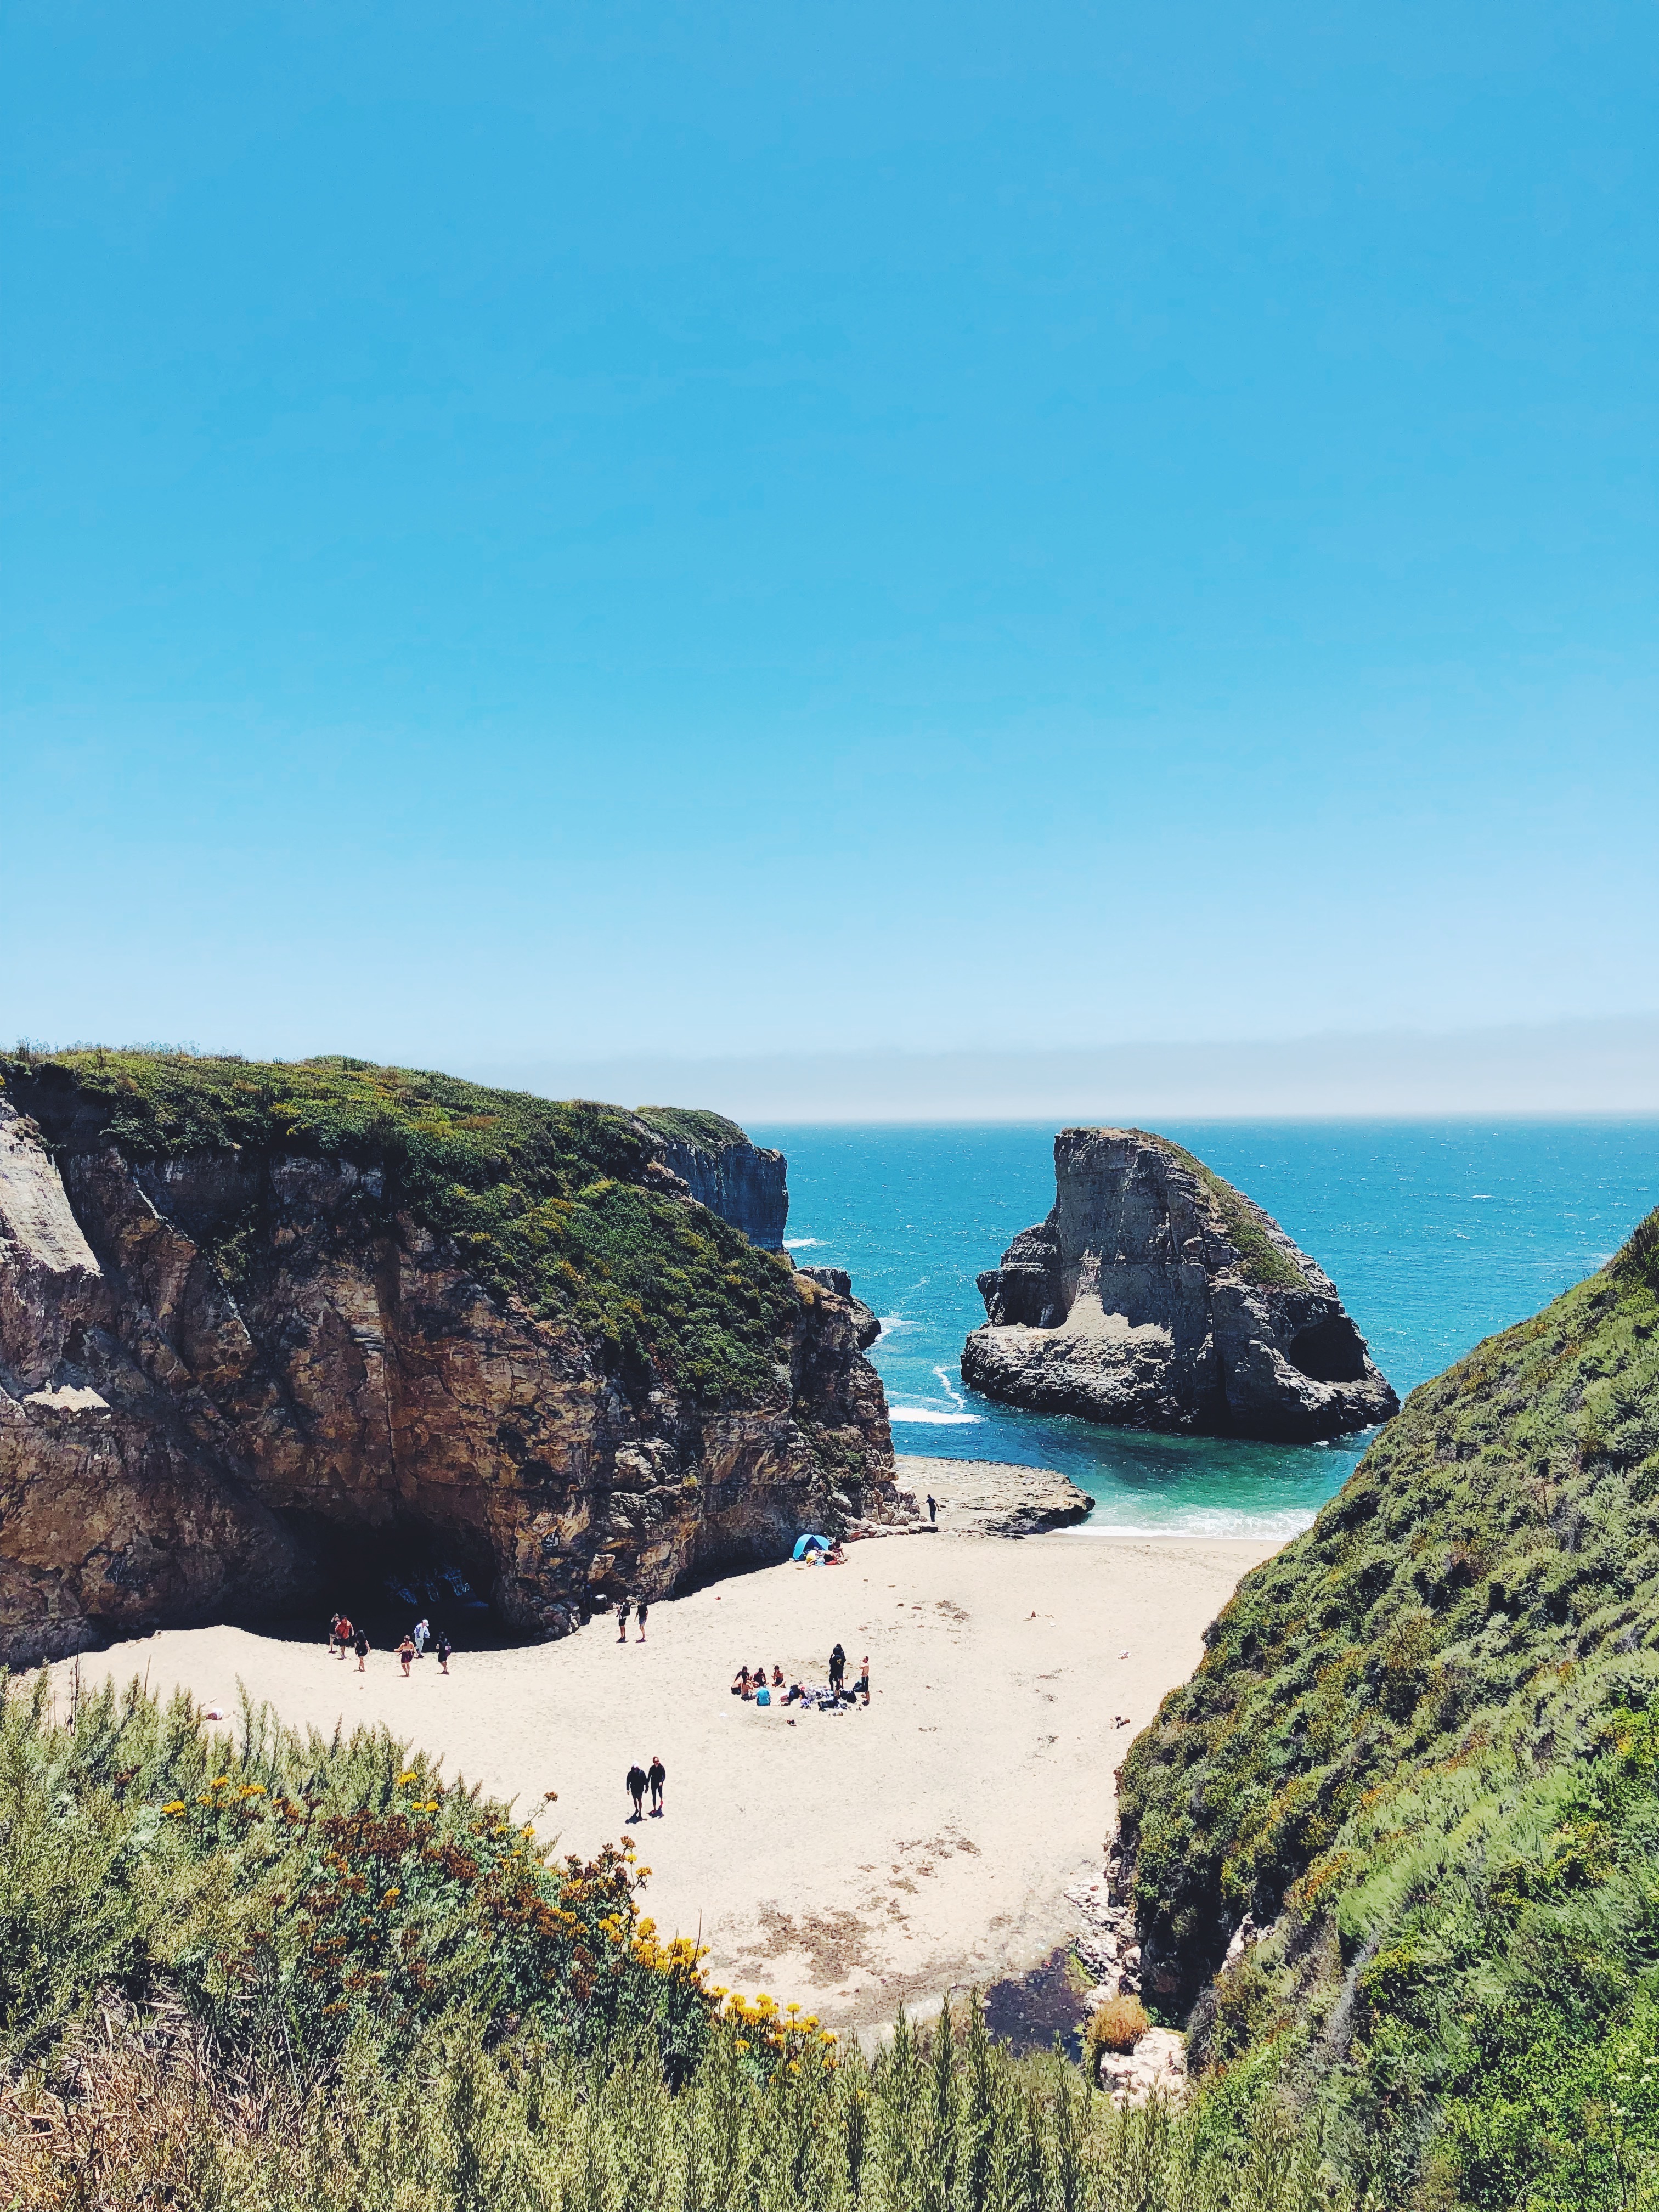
[[927, 1493, 937, 1522], [616, 1600, 631, 1643], [828, 1643, 846, 1692], [353, 1630, 370, 1673], [636, 1602, 649, 1641], [626, 1763, 648, 1821], [436, 1630, 453, 1675], [647, 1756, 665, 1814]]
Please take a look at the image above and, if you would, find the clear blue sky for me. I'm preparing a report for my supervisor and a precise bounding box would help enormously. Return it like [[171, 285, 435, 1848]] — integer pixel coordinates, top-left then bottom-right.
[[5, 2, 1656, 1069]]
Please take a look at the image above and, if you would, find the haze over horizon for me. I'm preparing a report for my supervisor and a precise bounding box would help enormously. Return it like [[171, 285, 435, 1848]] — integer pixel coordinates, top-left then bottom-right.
[[5, 4, 1656, 1095]]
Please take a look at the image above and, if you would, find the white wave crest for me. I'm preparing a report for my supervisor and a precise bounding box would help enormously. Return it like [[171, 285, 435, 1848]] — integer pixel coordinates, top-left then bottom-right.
[[888, 1406, 985, 1425], [783, 1238, 821, 1249]]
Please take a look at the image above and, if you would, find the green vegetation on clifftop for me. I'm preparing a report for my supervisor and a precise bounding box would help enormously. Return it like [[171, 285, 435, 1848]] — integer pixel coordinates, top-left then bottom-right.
[[636, 1105, 754, 1153], [0, 1050, 800, 1406], [1120, 1206, 1659, 2207], [1114, 1130, 1307, 1292]]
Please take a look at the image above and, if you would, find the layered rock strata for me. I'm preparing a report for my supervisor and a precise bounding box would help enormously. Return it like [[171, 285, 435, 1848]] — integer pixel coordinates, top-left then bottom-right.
[[962, 1128, 1396, 1442], [0, 1073, 897, 1666]]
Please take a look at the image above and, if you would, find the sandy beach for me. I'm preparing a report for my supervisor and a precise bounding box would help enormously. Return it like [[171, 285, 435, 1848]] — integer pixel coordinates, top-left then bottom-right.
[[56, 1525, 1274, 2032]]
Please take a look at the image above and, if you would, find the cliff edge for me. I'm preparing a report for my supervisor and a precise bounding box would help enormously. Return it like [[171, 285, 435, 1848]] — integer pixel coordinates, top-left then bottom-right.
[[636, 1108, 788, 1250], [962, 1127, 1396, 1442], [0, 1052, 899, 1665]]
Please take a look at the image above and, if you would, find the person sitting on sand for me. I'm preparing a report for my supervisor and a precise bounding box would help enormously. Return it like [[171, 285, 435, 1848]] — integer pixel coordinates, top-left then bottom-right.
[[397, 1633, 416, 1677], [771, 1664, 784, 1686], [732, 1666, 752, 1698]]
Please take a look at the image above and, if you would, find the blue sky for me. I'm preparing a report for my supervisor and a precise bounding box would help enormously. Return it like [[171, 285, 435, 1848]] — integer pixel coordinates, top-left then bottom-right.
[[4, 2, 1656, 1073]]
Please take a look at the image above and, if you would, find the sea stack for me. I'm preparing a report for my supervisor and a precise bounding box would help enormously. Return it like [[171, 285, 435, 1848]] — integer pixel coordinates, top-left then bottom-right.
[[961, 1128, 1397, 1442]]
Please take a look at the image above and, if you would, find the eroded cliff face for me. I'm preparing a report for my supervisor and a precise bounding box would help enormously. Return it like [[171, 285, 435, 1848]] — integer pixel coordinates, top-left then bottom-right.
[[636, 1110, 789, 1250], [0, 1093, 896, 1665], [962, 1128, 1396, 1442], [795, 1265, 882, 1350]]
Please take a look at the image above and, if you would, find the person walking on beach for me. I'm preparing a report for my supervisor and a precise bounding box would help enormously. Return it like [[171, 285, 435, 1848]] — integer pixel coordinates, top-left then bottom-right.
[[626, 1763, 648, 1822], [829, 1643, 846, 1694], [856, 1655, 871, 1706], [413, 1616, 430, 1658], [616, 1600, 631, 1644], [332, 1613, 353, 1660], [436, 1630, 453, 1675], [635, 1601, 648, 1641], [354, 1629, 370, 1673], [397, 1633, 416, 1677], [927, 1493, 937, 1523], [648, 1754, 665, 1815]]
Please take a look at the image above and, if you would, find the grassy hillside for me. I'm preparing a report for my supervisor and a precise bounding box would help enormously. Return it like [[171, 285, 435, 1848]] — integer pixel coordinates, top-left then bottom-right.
[[0, 1675, 1340, 2212], [1120, 1209, 1659, 2208], [0, 1049, 801, 1406]]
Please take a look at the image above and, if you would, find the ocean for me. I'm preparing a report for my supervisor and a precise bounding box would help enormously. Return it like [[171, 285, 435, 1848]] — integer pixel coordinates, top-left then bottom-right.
[[751, 1120, 1659, 1542]]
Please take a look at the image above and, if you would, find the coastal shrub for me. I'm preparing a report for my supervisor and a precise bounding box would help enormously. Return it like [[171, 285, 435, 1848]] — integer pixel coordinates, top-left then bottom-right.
[[1087, 1996, 1149, 2055], [1119, 1205, 1659, 2205], [0, 1049, 804, 1407], [0, 1677, 1356, 2212]]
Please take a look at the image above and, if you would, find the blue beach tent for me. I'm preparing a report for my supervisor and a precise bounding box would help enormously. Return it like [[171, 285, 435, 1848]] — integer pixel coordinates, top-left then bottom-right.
[[792, 1533, 832, 1561]]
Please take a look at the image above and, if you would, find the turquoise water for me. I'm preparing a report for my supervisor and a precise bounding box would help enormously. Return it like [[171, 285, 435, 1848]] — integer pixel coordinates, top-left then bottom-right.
[[752, 1121, 1659, 1541]]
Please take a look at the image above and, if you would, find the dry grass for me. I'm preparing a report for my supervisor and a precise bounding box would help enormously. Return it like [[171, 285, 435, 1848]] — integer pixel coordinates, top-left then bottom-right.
[[1086, 1995, 1150, 2055]]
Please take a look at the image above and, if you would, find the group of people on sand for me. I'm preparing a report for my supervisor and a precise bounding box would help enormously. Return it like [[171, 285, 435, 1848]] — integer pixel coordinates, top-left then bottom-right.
[[328, 1611, 453, 1677], [614, 1599, 649, 1641], [732, 1641, 870, 1710]]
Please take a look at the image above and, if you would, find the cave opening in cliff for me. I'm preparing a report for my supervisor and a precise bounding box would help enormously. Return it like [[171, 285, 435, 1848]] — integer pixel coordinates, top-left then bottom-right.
[[1285, 1314, 1368, 1383], [275, 1509, 507, 1643]]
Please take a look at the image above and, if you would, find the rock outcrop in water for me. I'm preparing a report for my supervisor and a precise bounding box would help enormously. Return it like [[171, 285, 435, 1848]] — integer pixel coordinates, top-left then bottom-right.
[[636, 1109, 788, 1250], [0, 1055, 899, 1665], [962, 1128, 1396, 1442]]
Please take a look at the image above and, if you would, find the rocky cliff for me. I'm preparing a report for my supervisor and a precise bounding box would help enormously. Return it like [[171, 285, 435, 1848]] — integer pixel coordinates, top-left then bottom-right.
[[636, 1109, 788, 1250], [794, 1265, 881, 1350], [962, 1128, 1396, 1442], [0, 1053, 898, 1666]]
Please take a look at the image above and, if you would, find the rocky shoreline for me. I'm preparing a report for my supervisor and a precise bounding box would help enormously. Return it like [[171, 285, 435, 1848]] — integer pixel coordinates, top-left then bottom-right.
[[891, 1453, 1093, 1535]]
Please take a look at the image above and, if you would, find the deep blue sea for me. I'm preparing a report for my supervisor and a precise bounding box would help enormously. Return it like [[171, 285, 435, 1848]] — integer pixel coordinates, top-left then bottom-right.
[[751, 1121, 1659, 1541]]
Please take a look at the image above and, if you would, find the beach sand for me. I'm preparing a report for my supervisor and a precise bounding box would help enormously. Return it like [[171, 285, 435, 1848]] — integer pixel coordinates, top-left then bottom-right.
[[55, 1528, 1274, 2032]]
